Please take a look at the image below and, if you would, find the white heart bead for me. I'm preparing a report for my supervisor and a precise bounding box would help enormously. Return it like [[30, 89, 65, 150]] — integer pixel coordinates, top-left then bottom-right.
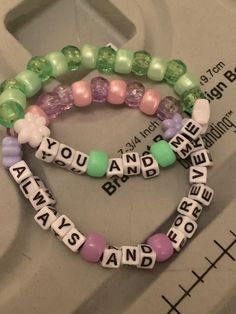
[[192, 99, 210, 125]]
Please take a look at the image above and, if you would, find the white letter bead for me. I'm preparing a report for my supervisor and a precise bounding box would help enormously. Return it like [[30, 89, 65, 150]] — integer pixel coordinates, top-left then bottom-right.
[[169, 134, 194, 159], [54, 143, 75, 168], [177, 197, 203, 221], [34, 206, 58, 230], [68, 151, 88, 174], [51, 214, 75, 239], [189, 166, 207, 184], [101, 246, 122, 268], [188, 183, 214, 206], [62, 227, 86, 252], [122, 153, 141, 176], [172, 215, 198, 238], [192, 99, 210, 125], [191, 149, 213, 167], [167, 227, 187, 252], [181, 119, 202, 140], [9, 160, 32, 184], [106, 158, 123, 178], [20, 176, 42, 199], [29, 188, 56, 211], [121, 246, 139, 265], [137, 244, 156, 269], [35, 136, 59, 163], [190, 136, 205, 152], [33, 176, 46, 189], [140, 154, 159, 179]]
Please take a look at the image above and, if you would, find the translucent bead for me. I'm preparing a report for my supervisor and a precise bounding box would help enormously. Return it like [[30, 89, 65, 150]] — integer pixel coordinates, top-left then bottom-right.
[[27, 56, 53, 82], [61, 45, 81, 71], [174, 71, 199, 96], [53, 85, 74, 110], [150, 140, 176, 167], [15, 70, 42, 97], [156, 96, 181, 121], [90, 76, 109, 103], [81, 44, 98, 69], [80, 233, 107, 263], [181, 87, 205, 115], [0, 89, 27, 110], [164, 60, 187, 85], [2, 136, 22, 168], [147, 233, 174, 262], [45, 52, 68, 77], [0, 79, 25, 95], [132, 50, 152, 76], [125, 81, 145, 107], [96, 46, 116, 74], [0, 101, 24, 128], [87, 150, 109, 177], [114, 48, 134, 74], [147, 56, 168, 81]]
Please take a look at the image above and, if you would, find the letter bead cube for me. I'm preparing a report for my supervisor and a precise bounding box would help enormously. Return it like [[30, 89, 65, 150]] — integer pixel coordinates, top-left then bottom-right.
[[191, 149, 213, 167], [188, 183, 214, 206], [140, 154, 159, 179], [35, 136, 59, 163], [177, 197, 203, 221], [34, 206, 58, 230], [189, 166, 207, 184], [181, 119, 202, 140], [20, 176, 42, 199], [101, 246, 122, 268], [122, 153, 141, 176], [9, 160, 32, 184], [172, 215, 198, 238], [167, 227, 187, 252], [106, 158, 123, 178], [137, 244, 156, 269], [54, 143, 75, 168], [121, 246, 139, 266], [62, 227, 86, 252], [51, 214, 75, 239], [190, 136, 205, 152], [68, 151, 88, 174], [29, 188, 56, 211], [169, 134, 194, 159]]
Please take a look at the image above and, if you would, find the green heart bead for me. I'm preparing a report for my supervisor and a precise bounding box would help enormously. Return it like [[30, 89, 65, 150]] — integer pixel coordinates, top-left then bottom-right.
[[150, 140, 176, 167], [87, 150, 109, 177], [0, 101, 24, 128]]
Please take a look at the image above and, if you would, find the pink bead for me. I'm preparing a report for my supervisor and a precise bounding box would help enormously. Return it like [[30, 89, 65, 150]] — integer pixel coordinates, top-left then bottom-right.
[[147, 233, 174, 262], [26, 105, 50, 126], [107, 79, 127, 105], [72, 81, 92, 107], [139, 89, 161, 115], [80, 233, 107, 263]]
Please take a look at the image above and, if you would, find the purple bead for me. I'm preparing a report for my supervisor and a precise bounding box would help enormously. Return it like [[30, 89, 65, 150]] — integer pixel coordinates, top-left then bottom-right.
[[163, 128, 177, 140], [2, 136, 20, 146], [125, 81, 145, 107], [53, 85, 74, 110], [2, 136, 22, 168], [2, 146, 22, 156], [161, 119, 175, 131], [37, 92, 62, 119], [173, 113, 182, 124], [80, 233, 107, 263], [156, 96, 181, 121], [91, 76, 109, 103], [147, 233, 174, 262], [3, 156, 22, 168]]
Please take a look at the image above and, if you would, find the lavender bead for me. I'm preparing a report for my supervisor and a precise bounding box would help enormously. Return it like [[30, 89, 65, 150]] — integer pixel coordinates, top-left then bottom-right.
[[161, 119, 175, 131], [2, 146, 22, 156], [2, 136, 22, 168], [37, 92, 62, 119], [2, 136, 20, 146], [163, 128, 177, 140], [91, 76, 109, 103], [156, 96, 181, 120], [53, 85, 74, 110], [173, 113, 182, 123], [3, 156, 22, 168], [147, 233, 174, 262], [125, 81, 145, 107], [80, 233, 107, 263]]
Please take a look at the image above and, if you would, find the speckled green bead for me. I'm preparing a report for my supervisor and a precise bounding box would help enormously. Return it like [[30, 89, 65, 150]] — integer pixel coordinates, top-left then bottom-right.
[[0, 79, 26, 95], [150, 140, 176, 168], [27, 56, 52, 82], [164, 60, 187, 86], [114, 48, 133, 74], [61, 45, 81, 71], [174, 71, 199, 96], [87, 150, 109, 177], [0, 89, 27, 110], [96, 47, 116, 74], [181, 87, 205, 115], [0, 101, 24, 128], [81, 44, 98, 69], [132, 50, 152, 76], [15, 70, 41, 97], [45, 51, 68, 77], [147, 56, 168, 81]]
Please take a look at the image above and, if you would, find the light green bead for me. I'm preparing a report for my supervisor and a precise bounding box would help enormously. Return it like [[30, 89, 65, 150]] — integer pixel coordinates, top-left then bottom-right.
[[174, 71, 199, 96], [164, 59, 187, 86], [81, 44, 98, 69], [150, 140, 176, 168], [0, 89, 27, 110], [0, 101, 24, 128], [0, 79, 26, 95], [45, 52, 68, 77], [114, 48, 134, 74], [181, 87, 205, 115], [15, 70, 42, 97], [147, 57, 168, 81], [87, 150, 109, 177]]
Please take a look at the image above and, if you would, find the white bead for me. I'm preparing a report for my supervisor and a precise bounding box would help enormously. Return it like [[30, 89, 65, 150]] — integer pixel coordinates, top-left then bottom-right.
[[137, 244, 156, 269], [29, 188, 56, 211], [33, 176, 46, 189], [35, 136, 60, 163], [68, 151, 88, 174], [44, 189, 56, 205], [192, 99, 210, 125], [169, 134, 194, 159], [54, 143, 75, 168], [9, 160, 32, 184], [140, 154, 159, 179], [101, 246, 122, 268], [62, 227, 86, 252], [51, 214, 75, 239], [200, 123, 208, 134], [18, 128, 31, 144], [189, 166, 207, 184], [188, 183, 214, 206], [167, 227, 187, 252], [181, 119, 202, 140], [191, 149, 213, 167], [121, 246, 139, 266], [106, 158, 123, 178], [177, 197, 203, 221], [190, 136, 205, 152], [122, 152, 141, 176], [20, 176, 42, 199], [34, 206, 58, 230], [172, 215, 198, 238]]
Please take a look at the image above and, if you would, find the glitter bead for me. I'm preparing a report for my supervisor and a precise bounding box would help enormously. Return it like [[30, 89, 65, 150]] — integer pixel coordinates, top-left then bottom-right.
[[0, 101, 24, 128], [156, 96, 181, 121], [96, 46, 116, 74], [132, 50, 152, 76], [0, 89, 27, 110], [125, 81, 145, 107], [147, 233, 174, 262], [61, 45, 81, 71], [181, 87, 205, 115], [164, 60, 187, 85], [27, 56, 53, 82], [0, 79, 25, 95], [90, 76, 109, 103], [53, 85, 74, 110]]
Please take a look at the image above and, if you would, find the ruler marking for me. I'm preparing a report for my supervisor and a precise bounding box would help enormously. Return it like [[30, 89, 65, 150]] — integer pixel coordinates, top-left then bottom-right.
[[230, 230, 236, 238], [178, 284, 191, 297], [191, 270, 204, 283], [214, 240, 236, 261], [204, 256, 217, 269], [161, 295, 182, 314]]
